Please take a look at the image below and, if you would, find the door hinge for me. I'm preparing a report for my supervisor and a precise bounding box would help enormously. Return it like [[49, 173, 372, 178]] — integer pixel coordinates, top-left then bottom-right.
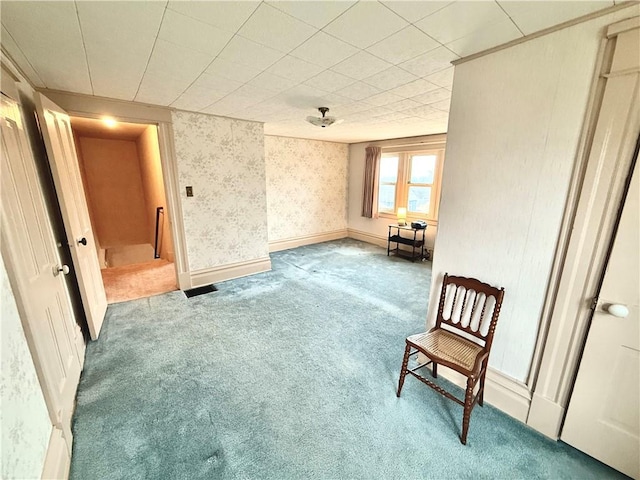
[[589, 296, 599, 311]]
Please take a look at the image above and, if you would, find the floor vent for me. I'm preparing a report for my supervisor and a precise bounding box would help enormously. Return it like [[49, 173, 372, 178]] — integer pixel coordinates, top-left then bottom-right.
[[184, 284, 218, 298]]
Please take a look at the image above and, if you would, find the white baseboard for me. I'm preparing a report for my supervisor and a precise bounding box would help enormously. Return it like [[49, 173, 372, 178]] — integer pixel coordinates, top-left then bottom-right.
[[415, 354, 532, 422], [190, 256, 271, 288], [268, 229, 348, 252], [41, 428, 70, 480], [346, 228, 387, 248], [526, 393, 565, 439]]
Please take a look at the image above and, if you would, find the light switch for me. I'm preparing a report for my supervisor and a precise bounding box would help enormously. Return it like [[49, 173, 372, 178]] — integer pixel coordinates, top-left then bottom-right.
[[186, 186, 193, 197]]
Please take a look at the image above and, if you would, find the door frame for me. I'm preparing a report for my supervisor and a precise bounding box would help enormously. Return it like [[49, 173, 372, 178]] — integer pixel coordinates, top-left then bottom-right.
[[526, 16, 640, 438], [39, 90, 191, 290]]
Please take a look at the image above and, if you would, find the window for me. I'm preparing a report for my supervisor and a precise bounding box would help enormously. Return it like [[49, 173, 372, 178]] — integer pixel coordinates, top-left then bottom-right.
[[377, 148, 444, 221]]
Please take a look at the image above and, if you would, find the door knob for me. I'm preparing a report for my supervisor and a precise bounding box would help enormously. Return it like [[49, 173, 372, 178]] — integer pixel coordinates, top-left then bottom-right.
[[606, 304, 629, 318], [78, 237, 87, 246], [53, 265, 70, 276]]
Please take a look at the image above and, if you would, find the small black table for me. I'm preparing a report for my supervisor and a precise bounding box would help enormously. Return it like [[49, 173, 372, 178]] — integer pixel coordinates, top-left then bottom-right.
[[387, 224, 426, 262]]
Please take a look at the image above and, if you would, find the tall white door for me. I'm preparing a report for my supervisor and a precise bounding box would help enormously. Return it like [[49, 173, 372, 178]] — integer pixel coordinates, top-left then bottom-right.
[[1, 93, 84, 455], [562, 158, 639, 478], [35, 93, 107, 339]]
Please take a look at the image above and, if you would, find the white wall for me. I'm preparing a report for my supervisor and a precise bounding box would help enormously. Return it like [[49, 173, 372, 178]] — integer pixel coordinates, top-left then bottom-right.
[[0, 255, 51, 479], [348, 140, 440, 251], [171, 110, 269, 272], [265, 136, 348, 243], [428, 6, 639, 383]]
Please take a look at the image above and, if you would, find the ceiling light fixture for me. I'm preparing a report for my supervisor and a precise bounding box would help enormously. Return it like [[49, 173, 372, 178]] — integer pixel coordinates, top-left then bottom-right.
[[102, 117, 117, 128], [306, 107, 342, 128]]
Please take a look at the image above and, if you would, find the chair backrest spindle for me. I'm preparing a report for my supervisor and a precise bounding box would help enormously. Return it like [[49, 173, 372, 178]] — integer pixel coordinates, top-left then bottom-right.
[[435, 273, 505, 349]]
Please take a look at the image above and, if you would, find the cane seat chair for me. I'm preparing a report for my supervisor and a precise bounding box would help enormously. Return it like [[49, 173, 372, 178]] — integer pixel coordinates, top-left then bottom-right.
[[397, 273, 505, 445]]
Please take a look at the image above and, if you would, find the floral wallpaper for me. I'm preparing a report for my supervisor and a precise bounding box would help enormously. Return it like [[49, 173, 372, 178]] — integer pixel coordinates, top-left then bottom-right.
[[265, 136, 349, 242], [1, 256, 51, 479], [171, 111, 269, 271]]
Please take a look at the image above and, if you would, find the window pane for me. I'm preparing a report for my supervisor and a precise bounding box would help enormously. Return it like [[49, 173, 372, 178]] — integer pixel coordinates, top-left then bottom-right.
[[408, 186, 431, 214], [380, 156, 398, 183], [410, 155, 436, 184], [378, 185, 396, 211]]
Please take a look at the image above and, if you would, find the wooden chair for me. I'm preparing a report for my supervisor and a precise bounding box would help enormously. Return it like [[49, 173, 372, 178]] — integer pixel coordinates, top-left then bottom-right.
[[397, 273, 505, 445]]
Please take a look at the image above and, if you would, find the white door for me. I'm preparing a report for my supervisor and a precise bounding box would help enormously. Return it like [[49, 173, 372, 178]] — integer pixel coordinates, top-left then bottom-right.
[[1, 92, 84, 454], [35, 93, 107, 339], [562, 158, 639, 478]]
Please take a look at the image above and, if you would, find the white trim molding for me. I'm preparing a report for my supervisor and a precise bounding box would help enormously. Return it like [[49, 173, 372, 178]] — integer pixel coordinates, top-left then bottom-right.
[[41, 428, 70, 480], [269, 229, 348, 253], [190, 256, 272, 288], [347, 228, 387, 248]]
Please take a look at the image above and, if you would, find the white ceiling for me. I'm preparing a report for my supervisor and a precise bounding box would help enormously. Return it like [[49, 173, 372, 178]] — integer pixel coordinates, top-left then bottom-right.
[[1, 1, 617, 143]]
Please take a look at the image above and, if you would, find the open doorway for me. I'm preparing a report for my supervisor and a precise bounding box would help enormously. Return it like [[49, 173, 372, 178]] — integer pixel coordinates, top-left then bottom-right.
[[70, 116, 177, 303]]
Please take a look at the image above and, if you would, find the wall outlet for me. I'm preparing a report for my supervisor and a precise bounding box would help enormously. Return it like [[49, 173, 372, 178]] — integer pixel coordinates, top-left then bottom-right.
[[186, 186, 193, 197]]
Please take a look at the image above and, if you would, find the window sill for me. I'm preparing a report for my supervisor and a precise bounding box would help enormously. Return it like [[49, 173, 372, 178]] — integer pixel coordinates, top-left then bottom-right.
[[378, 212, 438, 227]]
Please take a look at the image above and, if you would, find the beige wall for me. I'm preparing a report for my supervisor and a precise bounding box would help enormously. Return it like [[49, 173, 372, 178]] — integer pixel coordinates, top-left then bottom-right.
[[1, 255, 51, 479], [265, 135, 348, 243], [137, 125, 174, 261], [76, 137, 148, 248], [427, 6, 638, 383]]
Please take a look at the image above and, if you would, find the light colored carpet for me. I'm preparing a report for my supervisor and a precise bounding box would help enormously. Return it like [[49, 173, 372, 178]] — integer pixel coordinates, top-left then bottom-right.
[[72, 239, 624, 479], [101, 259, 177, 304]]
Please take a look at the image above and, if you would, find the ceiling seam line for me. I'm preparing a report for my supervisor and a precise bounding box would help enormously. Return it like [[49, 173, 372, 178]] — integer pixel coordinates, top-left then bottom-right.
[[133, 1, 169, 101], [0, 29, 47, 87], [169, 1, 267, 108], [495, 1, 525, 36], [74, 1, 94, 95]]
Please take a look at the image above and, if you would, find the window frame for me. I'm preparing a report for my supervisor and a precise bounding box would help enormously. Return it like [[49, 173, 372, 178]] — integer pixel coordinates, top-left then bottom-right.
[[377, 145, 445, 223]]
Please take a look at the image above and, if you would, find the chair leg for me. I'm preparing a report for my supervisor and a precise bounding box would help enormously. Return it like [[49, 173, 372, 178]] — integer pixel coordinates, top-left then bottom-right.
[[460, 377, 475, 445], [397, 343, 412, 397], [479, 361, 488, 407], [432, 362, 438, 379]]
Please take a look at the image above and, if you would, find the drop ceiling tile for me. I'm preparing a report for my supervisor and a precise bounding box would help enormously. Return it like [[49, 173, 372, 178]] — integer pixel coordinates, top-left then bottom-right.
[[431, 99, 451, 112], [77, 1, 165, 100], [0, 26, 45, 87], [415, 1, 508, 44], [424, 67, 454, 89], [158, 9, 233, 56], [167, 1, 260, 33], [399, 46, 459, 77], [237, 3, 317, 52], [410, 88, 451, 105], [234, 84, 278, 103], [171, 85, 227, 112], [362, 106, 394, 118], [217, 35, 285, 70], [303, 70, 356, 92], [388, 79, 439, 99], [333, 102, 374, 116], [366, 26, 440, 65], [272, 84, 334, 110], [290, 31, 359, 68], [191, 72, 243, 95], [364, 91, 405, 107], [205, 57, 262, 83], [363, 67, 418, 91], [323, 1, 408, 49], [135, 74, 191, 106], [499, 1, 613, 35], [335, 81, 381, 101], [331, 51, 393, 81], [446, 18, 523, 57], [266, 55, 325, 83], [1, 1, 92, 94], [249, 71, 299, 93], [385, 98, 422, 112], [380, 1, 453, 23], [401, 104, 440, 118], [267, 1, 356, 29], [143, 39, 213, 81]]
